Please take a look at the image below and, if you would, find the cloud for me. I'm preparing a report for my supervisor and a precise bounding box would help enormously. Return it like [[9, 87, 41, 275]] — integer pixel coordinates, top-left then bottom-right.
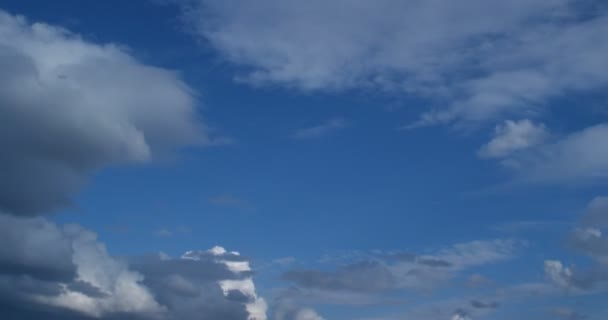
[[452, 309, 472, 320], [569, 228, 608, 265], [478, 119, 548, 158], [582, 196, 608, 227], [272, 298, 325, 320], [282, 239, 518, 294], [292, 118, 349, 140], [465, 274, 493, 287], [470, 300, 499, 309], [0, 10, 207, 216], [0, 213, 76, 282], [490, 123, 608, 183], [544, 260, 577, 289], [0, 213, 165, 319], [541, 197, 608, 298], [283, 261, 394, 293], [182, 0, 608, 124], [131, 247, 267, 320], [0, 10, 266, 320], [566, 197, 608, 265], [0, 216, 267, 320], [551, 307, 588, 320]]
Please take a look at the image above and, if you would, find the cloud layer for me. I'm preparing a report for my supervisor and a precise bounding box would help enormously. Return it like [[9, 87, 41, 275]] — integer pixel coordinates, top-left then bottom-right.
[[0, 10, 264, 320], [184, 0, 608, 125]]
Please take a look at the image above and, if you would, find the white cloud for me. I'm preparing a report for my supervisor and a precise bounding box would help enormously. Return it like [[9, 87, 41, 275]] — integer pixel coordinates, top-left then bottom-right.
[[273, 299, 325, 320], [38, 225, 166, 317], [180, 247, 267, 320], [183, 0, 608, 125], [489, 123, 608, 183], [291, 308, 324, 320], [544, 260, 574, 289], [478, 119, 548, 158], [452, 313, 472, 320]]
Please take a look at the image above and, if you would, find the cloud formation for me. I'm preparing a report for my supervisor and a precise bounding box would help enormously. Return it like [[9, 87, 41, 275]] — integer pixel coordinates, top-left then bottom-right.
[[478, 119, 548, 158], [0, 214, 165, 319], [482, 123, 608, 183], [543, 197, 608, 295], [0, 10, 264, 320], [183, 0, 608, 125], [282, 239, 518, 295], [0, 10, 204, 216]]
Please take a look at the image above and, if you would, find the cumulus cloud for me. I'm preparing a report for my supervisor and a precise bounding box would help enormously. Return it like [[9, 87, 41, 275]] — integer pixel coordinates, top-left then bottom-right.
[[182, 0, 608, 125], [478, 119, 548, 158], [0, 10, 265, 320], [0, 10, 207, 216], [0, 216, 266, 320], [452, 309, 472, 320], [542, 197, 608, 298], [0, 214, 164, 319], [131, 247, 267, 320]]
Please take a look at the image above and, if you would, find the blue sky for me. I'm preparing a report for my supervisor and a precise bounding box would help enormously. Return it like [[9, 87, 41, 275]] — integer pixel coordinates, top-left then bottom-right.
[[0, 1, 607, 319]]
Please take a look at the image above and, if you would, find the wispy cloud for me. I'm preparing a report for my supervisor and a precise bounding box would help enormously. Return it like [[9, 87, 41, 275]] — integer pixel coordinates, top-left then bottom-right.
[[292, 118, 349, 140], [183, 0, 608, 126]]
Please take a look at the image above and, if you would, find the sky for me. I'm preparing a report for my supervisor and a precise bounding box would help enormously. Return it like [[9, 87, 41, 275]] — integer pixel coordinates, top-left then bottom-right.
[[0, 0, 607, 319]]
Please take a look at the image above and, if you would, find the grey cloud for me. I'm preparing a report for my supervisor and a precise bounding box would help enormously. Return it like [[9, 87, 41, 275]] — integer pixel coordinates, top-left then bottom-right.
[[0, 213, 75, 282], [465, 274, 493, 287], [130, 252, 259, 320], [417, 258, 453, 268], [495, 123, 608, 184], [470, 300, 499, 309], [0, 10, 263, 320], [0, 10, 204, 216], [183, 0, 608, 125], [225, 290, 251, 303], [544, 259, 608, 291], [283, 261, 395, 293], [0, 214, 165, 319], [282, 239, 518, 294], [582, 196, 608, 227], [566, 197, 608, 264], [569, 228, 608, 265], [66, 280, 109, 299], [0, 217, 264, 320], [552, 307, 588, 320]]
